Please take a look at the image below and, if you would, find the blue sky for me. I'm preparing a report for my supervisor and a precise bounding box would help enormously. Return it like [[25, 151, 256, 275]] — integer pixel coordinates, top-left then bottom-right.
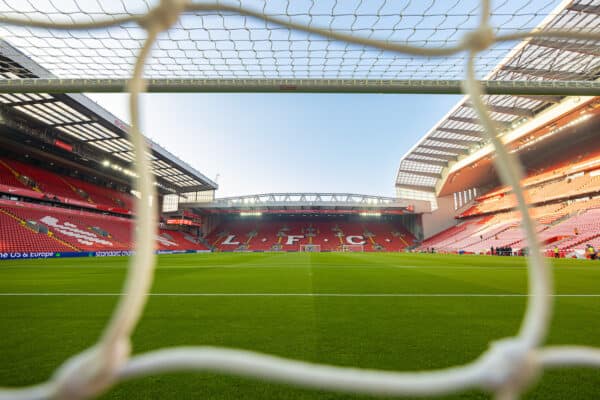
[[1, 0, 561, 198], [88, 93, 460, 197]]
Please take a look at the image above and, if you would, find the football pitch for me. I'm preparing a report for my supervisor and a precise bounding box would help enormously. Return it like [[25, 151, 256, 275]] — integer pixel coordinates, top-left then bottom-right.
[[0, 253, 599, 399]]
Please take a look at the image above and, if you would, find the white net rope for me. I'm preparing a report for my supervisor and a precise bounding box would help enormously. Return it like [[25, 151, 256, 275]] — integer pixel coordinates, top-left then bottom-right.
[[0, 1, 599, 399], [0, 0, 598, 81]]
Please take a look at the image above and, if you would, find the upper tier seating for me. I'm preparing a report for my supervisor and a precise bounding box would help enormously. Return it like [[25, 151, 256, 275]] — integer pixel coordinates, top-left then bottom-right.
[[0, 158, 133, 213], [0, 160, 30, 189], [474, 151, 600, 202], [462, 152, 600, 217], [3, 159, 77, 199], [62, 176, 132, 209]]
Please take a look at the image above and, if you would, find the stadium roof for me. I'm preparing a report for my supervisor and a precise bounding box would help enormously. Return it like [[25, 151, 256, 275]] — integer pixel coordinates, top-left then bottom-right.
[[190, 193, 431, 214], [396, 1, 600, 194], [0, 40, 217, 194]]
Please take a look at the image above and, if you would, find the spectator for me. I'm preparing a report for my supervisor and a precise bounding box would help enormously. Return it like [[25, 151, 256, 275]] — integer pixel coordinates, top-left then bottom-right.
[[586, 244, 597, 260]]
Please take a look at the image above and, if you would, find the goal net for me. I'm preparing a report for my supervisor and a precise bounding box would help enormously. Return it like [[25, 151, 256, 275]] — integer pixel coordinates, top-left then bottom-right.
[[341, 244, 364, 253], [299, 244, 321, 253], [0, 1, 598, 400]]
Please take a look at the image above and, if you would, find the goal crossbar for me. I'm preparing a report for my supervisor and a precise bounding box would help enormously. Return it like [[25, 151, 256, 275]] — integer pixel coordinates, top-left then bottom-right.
[[0, 79, 598, 95]]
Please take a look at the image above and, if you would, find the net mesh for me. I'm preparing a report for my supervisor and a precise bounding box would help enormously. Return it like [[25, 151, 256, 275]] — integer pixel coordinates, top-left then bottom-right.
[[0, 1, 600, 400], [0, 0, 598, 80]]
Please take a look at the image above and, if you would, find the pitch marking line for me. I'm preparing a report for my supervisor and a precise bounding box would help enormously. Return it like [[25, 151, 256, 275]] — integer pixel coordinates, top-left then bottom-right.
[[0, 293, 599, 297]]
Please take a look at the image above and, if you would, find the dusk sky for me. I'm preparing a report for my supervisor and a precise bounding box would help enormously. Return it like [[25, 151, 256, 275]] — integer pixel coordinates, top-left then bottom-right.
[[88, 92, 461, 198]]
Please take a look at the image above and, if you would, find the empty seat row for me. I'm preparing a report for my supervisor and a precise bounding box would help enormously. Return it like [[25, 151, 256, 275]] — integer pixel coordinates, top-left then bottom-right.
[[0, 158, 133, 213]]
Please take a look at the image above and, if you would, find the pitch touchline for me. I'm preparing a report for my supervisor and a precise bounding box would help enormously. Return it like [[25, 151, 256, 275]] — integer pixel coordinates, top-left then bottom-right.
[[1, 293, 600, 297]]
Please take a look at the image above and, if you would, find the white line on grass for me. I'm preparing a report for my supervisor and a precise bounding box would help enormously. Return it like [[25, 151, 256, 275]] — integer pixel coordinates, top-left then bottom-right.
[[1, 293, 600, 297], [0, 264, 538, 270]]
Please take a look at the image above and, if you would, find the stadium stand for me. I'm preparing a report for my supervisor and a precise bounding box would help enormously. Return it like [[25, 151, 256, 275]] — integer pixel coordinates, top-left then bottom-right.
[[0, 205, 76, 252], [206, 218, 415, 252], [0, 157, 134, 213], [419, 153, 600, 256], [0, 159, 31, 189], [0, 199, 208, 252]]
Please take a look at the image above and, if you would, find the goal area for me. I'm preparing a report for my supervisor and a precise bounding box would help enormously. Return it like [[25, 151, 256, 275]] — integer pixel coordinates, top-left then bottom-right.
[[341, 244, 364, 253], [299, 244, 321, 253], [0, 1, 599, 400]]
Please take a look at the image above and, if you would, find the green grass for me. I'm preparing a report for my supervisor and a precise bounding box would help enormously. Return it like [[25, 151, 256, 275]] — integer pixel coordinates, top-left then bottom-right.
[[1, 252, 599, 399]]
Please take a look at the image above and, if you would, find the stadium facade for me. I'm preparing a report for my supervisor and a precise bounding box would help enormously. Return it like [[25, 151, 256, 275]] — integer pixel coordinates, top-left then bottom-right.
[[1, 0, 599, 258]]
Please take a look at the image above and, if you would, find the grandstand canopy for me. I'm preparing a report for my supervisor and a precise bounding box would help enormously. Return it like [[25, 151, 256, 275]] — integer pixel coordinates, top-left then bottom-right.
[[396, 1, 600, 195], [190, 193, 431, 215], [0, 39, 217, 194]]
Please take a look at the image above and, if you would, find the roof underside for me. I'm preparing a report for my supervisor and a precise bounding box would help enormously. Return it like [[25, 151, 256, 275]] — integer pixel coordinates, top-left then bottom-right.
[[0, 41, 217, 193], [192, 193, 429, 213], [396, 0, 600, 192]]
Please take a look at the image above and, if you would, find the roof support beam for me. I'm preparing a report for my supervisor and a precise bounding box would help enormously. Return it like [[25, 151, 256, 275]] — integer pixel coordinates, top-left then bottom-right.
[[412, 151, 457, 161], [428, 136, 482, 145], [486, 104, 535, 118], [567, 3, 600, 15], [501, 65, 589, 81], [419, 144, 469, 155], [5, 98, 56, 107], [396, 184, 437, 193], [405, 157, 448, 167], [528, 38, 600, 57], [514, 94, 563, 104], [83, 137, 125, 143], [53, 120, 94, 128], [465, 103, 535, 118], [447, 116, 509, 127], [436, 127, 484, 138], [447, 116, 481, 125], [397, 169, 442, 179]]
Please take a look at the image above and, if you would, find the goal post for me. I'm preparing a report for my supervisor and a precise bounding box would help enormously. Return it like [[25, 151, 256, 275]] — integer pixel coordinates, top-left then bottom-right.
[[341, 244, 364, 253], [0, 79, 598, 95], [299, 244, 321, 252]]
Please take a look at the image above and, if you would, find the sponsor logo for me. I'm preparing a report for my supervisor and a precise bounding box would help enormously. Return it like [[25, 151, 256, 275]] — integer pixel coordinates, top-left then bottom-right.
[[95, 251, 135, 257]]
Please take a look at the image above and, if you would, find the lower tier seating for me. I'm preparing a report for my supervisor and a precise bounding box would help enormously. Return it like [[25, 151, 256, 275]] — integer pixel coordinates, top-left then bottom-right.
[[420, 196, 600, 256], [0, 208, 75, 252], [0, 200, 207, 253], [206, 218, 415, 252]]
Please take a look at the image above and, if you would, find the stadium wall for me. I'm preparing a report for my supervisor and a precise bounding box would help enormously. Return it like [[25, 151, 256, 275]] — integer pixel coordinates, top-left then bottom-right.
[[421, 194, 457, 240], [0, 249, 211, 261]]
